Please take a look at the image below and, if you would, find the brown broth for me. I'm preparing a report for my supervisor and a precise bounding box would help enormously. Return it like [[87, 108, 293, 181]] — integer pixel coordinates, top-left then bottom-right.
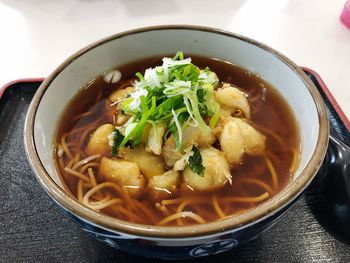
[[55, 55, 300, 225]]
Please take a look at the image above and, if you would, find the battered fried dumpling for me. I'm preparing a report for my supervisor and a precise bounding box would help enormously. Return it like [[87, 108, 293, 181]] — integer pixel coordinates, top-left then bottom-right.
[[161, 126, 216, 168], [234, 117, 266, 155], [146, 122, 167, 155], [162, 136, 183, 167], [182, 125, 216, 148], [109, 86, 135, 102], [215, 83, 251, 119], [219, 117, 266, 164], [99, 157, 145, 197], [147, 170, 180, 201], [219, 117, 245, 164], [120, 145, 165, 180], [183, 147, 231, 191], [86, 123, 114, 156]]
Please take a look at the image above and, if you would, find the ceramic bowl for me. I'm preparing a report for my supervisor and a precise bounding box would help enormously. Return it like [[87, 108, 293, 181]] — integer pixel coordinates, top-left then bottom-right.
[[24, 25, 329, 259]]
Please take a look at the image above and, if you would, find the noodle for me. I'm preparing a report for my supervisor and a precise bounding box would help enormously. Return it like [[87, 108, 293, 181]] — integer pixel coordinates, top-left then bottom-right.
[[250, 123, 285, 148], [220, 208, 247, 220], [176, 200, 191, 226], [82, 182, 93, 188], [289, 149, 300, 173], [61, 133, 73, 159], [86, 198, 123, 210], [89, 193, 111, 204], [264, 157, 279, 192], [87, 168, 97, 187], [72, 154, 100, 170], [115, 205, 142, 222], [222, 192, 270, 203], [82, 182, 120, 203], [73, 152, 81, 166], [157, 211, 206, 226], [58, 156, 67, 174], [161, 198, 186, 206], [134, 201, 159, 225], [82, 182, 138, 213], [161, 197, 207, 206], [109, 205, 125, 219], [82, 182, 125, 210], [264, 151, 280, 164], [79, 162, 99, 173], [64, 167, 90, 183], [235, 178, 275, 195], [120, 186, 138, 213], [155, 203, 171, 216], [212, 195, 226, 218], [77, 179, 84, 202], [176, 200, 191, 213], [66, 156, 76, 169]]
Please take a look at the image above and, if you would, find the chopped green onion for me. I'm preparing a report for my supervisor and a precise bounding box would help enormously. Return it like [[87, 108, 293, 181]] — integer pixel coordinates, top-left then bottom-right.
[[113, 52, 221, 151]]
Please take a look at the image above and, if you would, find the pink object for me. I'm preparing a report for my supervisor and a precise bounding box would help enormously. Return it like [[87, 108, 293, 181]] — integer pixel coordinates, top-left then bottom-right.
[[341, 1, 350, 29]]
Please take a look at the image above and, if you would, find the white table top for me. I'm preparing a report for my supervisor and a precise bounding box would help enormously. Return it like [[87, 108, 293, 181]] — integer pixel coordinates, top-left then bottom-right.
[[0, 0, 349, 117]]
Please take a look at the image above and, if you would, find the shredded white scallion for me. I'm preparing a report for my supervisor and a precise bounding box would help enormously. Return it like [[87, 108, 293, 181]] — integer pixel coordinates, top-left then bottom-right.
[[128, 89, 148, 110], [198, 72, 208, 79], [163, 80, 191, 96], [149, 68, 161, 88], [183, 96, 198, 127], [162, 57, 191, 67], [171, 108, 182, 145], [163, 62, 169, 82]]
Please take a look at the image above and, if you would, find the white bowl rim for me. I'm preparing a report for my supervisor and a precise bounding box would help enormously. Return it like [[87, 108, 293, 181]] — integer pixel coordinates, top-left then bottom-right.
[[24, 25, 329, 238]]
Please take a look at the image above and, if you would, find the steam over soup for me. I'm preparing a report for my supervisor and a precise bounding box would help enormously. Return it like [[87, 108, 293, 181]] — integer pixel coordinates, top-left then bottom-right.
[[55, 52, 300, 226]]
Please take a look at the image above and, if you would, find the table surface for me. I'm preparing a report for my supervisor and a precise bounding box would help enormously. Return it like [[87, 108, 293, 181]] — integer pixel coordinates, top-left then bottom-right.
[[0, 0, 349, 118]]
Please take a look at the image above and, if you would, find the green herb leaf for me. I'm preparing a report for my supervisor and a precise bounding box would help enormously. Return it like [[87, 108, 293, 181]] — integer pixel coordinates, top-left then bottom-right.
[[188, 146, 205, 176], [112, 129, 124, 156]]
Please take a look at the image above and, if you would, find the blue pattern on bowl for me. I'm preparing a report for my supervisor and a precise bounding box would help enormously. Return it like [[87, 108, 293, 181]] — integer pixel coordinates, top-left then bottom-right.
[[58, 196, 296, 259]]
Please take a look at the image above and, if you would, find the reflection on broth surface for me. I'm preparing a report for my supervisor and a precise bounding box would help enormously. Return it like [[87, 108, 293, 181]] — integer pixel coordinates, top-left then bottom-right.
[[55, 54, 300, 226]]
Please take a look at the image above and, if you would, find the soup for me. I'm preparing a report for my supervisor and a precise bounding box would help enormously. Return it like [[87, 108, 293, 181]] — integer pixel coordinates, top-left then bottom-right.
[[55, 53, 300, 226]]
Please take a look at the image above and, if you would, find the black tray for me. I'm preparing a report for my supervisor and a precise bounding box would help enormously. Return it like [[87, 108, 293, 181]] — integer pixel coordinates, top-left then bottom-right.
[[0, 71, 349, 263]]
